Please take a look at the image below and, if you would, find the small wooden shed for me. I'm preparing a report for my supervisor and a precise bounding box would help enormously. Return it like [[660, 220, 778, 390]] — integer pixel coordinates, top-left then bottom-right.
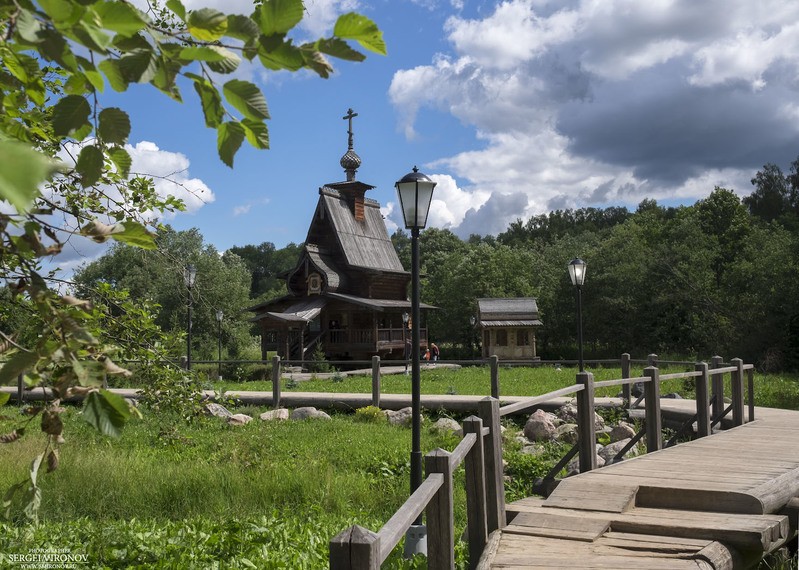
[[477, 298, 542, 360]]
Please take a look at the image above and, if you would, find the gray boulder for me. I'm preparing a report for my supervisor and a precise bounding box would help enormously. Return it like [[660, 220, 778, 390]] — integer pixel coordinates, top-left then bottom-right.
[[204, 402, 233, 418], [227, 413, 253, 425], [385, 407, 414, 426], [557, 403, 605, 431], [523, 410, 558, 442], [609, 421, 636, 442], [599, 438, 633, 463], [432, 417, 461, 435], [260, 409, 289, 421], [290, 407, 331, 421], [555, 423, 578, 445]]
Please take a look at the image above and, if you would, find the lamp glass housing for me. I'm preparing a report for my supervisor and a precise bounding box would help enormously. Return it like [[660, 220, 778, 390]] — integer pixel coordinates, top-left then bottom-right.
[[568, 258, 587, 287], [184, 264, 197, 288], [216, 310, 223, 322], [395, 168, 436, 229]]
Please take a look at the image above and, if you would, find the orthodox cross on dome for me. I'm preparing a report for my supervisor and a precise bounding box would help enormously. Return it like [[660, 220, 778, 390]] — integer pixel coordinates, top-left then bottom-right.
[[343, 108, 358, 149], [340, 108, 362, 181]]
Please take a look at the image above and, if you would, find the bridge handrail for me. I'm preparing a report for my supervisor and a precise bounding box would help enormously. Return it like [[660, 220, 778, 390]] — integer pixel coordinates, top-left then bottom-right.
[[499, 384, 585, 417], [328, 354, 755, 569]]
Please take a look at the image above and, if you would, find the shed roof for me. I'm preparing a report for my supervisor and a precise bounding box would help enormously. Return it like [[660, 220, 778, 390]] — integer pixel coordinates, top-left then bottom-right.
[[248, 296, 327, 323], [477, 297, 542, 326]]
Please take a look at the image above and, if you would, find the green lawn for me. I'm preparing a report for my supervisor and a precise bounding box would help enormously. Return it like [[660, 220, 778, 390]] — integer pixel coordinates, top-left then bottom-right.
[[3, 364, 799, 568]]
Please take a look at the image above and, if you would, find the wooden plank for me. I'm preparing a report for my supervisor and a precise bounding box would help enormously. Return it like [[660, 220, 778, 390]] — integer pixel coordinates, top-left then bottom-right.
[[499, 502, 787, 553], [543, 478, 637, 513], [505, 511, 610, 542]]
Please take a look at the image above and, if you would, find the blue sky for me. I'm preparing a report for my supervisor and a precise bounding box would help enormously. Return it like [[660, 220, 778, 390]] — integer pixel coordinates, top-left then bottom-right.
[[57, 0, 799, 269]]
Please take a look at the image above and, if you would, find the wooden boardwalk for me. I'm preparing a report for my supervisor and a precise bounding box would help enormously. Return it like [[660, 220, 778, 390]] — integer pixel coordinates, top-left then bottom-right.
[[483, 404, 799, 569]]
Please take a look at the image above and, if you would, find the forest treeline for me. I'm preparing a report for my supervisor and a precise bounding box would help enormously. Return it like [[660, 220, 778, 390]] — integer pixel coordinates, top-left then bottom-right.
[[9, 159, 796, 371]]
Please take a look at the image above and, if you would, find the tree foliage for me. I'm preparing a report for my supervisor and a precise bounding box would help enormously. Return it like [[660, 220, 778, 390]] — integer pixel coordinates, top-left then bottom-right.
[[0, 0, 384, 521], [411, 175, 799, 369]]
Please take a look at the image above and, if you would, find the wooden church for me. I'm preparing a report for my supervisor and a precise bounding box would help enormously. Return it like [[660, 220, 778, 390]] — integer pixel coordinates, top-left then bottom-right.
[[248, 110, 432, 363]]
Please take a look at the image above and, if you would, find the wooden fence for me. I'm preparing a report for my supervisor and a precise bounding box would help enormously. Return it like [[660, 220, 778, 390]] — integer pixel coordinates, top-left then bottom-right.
[[328, 354, 755, 569]]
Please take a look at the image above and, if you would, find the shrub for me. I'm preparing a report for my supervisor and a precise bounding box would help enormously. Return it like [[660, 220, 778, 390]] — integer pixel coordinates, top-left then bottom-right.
[[354, 406, 386, 424]]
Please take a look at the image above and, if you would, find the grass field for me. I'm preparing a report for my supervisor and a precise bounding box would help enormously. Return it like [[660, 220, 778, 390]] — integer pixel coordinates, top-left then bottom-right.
[[2, 364, 799, 568]]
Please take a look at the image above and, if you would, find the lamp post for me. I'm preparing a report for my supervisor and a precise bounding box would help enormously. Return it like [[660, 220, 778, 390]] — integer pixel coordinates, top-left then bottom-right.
[[184, 264, 197, 370], [470, 315, 477, 358], [568, 258, 587, 372], [216, 309, 223, 381], [395, 166, 436, 557], [402, 311, 410, 375]]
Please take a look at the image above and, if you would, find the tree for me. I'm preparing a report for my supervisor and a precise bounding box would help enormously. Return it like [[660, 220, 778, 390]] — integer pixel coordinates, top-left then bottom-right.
[[0, 0, 384, 521], [745, 158, 799, 227], [74, 226, 253, 359], [228, 241, 302, 301]]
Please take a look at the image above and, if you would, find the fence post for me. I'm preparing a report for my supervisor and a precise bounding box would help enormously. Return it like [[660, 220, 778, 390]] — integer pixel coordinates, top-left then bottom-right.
[[731, 358, 744, 426], [477, 397, 505, 533], [462, 416, 488, 569], [647, 353, 658, 367], [425, 449, 454, 570], [371, 356, 381, 408], [695, 362, 710, 437], [576, 371, 597, 473], [621, 353, 631, 405], [271, 355, 281, 410], [329, 525, 380, 570], [710, 355, 724, 421], [644, 366, 662, 452], [747, 367, 755, 422], [489, 355, 500, 399], [17, 373, 23, 404]]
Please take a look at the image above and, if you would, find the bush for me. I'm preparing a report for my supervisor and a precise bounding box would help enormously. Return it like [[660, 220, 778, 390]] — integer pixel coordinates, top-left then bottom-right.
[[354, 406, 386, 424]]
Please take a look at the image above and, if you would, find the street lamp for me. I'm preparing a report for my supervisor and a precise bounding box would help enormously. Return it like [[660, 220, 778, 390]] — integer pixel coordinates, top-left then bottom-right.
[[568, 258, 587, 372], [395, 166, 436, 557], [216, 309, 224, 381], [470, 315, 477, 359], [184, 264, 197, 370], [402, 312, 410, 375]]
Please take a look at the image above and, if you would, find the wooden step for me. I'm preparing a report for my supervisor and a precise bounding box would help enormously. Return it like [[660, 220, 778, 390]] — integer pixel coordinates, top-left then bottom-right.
[[505, 503, 788, 554]]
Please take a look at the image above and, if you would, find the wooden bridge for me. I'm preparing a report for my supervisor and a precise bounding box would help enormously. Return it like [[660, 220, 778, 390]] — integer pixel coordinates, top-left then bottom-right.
[[330, 357, 799, 569]]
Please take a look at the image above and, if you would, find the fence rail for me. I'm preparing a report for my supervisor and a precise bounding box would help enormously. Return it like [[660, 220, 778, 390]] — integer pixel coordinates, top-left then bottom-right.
[[328, 353, 756, 569]]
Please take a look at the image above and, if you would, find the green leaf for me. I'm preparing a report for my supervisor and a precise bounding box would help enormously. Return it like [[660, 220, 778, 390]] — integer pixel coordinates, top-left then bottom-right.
[[15, 9, 46, 44], [111, 221, 157, 249], [187, 8, 228, 42], [258, 37, 304, 71], [316, 37, 366, 62], [223, 79, 269, 121], [217, 121, 245, 168], [38, 0, 80, 25], [300, 46, 333, 78], [0, 350, 39, 386], [76, 56, 105, 92], [241, 118, 269, 150], [75, 145, 104, 186], [180, 46, 240, 74], [225, 14, 259, 42], [82, 390, 130, 437], [108, 146, 132, 177], [259, 0, 304, 36], [166, 0, 186, 22], [0, 393, 9, 407], [333, 13, 386, 55], [99, 58, 128, 92], [52, 95, 91, 137], [94, 1, 148, 36], [0, 141, 60, 212], [98, 107, 130, 145], [118, 48, 158, 83], [74, 19, 113, 53], [192, 78, 224, 128]]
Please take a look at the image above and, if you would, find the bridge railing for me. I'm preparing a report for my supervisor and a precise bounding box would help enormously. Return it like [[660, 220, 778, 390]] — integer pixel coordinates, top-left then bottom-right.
[[328, 354, 755, 569]]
